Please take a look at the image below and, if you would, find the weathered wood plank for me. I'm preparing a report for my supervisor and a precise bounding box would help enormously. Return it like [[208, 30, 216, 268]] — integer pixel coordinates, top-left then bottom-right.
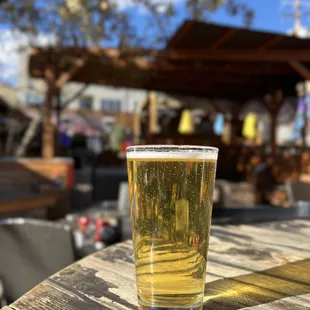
[[242, 295, 310, 310], [3, 220, 310, 310], [211, 222, 310, 252], [12, 281, 112, 310], [207, 221, 310, 278], [204, 259, 310, 309]]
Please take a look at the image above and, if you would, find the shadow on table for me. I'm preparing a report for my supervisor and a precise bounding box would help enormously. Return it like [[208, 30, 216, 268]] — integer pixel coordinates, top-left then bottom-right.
[[204, 259, 310, 309]]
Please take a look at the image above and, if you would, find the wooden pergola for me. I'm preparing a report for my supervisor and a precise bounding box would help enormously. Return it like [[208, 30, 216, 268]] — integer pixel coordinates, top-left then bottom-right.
[[29, 20, 310, 158]]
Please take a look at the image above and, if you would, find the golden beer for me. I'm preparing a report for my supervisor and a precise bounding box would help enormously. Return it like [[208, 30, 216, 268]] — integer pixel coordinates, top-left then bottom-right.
[[127, 146, 218, 309]]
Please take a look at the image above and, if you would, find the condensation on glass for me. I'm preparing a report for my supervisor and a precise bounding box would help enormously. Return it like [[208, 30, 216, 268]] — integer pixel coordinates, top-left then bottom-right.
[[127, 145, 218, 310]]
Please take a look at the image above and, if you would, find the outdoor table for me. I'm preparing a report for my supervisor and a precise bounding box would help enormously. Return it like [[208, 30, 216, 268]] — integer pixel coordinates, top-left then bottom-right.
[[2, 219, 310, 310]]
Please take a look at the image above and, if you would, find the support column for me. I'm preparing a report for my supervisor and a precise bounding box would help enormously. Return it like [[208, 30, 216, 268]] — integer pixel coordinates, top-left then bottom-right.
[[270, 112, 277, 157], [149, 92, 158, 134], [42, 86, 55, 159], [41, 58, 85, 159], [303, 81, 310, 149], [42, 66, 57, 159], [55, 90, 62, 156], [133, 99, 146, 145]]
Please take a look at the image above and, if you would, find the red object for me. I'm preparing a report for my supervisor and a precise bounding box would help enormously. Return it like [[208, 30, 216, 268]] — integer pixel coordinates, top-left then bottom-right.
[[95, 219, 110, 242], [67, 162, 75, 189], [78, 216, 91, 232], [121, 140, 132, 154]]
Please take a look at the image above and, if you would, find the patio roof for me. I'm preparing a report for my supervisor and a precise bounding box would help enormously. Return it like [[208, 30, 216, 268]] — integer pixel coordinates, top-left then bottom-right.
[[29, 20, 310, 100]]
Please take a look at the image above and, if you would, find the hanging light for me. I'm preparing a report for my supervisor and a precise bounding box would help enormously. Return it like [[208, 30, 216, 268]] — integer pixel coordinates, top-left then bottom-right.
[[178, 109, 194, 134]]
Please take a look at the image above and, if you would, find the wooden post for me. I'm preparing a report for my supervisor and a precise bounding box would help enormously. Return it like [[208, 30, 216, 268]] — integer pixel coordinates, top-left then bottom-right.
[[303, 81, 310, 149], [41, 57, 86, 159], [149, 92, 158, 134], [296, 82, 305, 148], [55, 91, 62, 156], [42, 85, 55, 159], [133, 112, 140, 145], [42, 66, 57, 159], [56, 91, 62, 129], [133, 99, 146, 145], [270, 112, 277, 157]]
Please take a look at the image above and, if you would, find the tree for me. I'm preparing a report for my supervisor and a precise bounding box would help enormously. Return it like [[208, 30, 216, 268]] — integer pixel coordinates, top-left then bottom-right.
[[0, 0, 253, 159], [1, 1, 253, 47]]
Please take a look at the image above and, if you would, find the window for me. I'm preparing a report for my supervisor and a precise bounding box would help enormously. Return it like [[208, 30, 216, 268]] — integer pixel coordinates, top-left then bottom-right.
[[80, 96, 93, 109], [101, 99, 111, 111], [26, 92, 44, 105], [101, 99, 121, 111]]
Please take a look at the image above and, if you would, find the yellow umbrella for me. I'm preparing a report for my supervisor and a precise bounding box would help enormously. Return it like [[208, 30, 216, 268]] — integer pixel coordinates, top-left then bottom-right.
[[242, 113, 257, 139], [178, 109, 194, 134]]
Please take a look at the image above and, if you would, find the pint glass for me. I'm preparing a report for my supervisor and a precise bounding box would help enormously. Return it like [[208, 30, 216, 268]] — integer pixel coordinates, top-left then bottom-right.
[[126, 146, 218, 309]]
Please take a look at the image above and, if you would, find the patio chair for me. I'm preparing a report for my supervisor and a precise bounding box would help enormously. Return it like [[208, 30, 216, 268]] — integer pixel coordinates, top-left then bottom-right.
[[0, 279, 6, 307], [93, 167, 128, 202], [286, 181, 310, 207], [286, 181, 310, 218], [0, 218, 75, 302]]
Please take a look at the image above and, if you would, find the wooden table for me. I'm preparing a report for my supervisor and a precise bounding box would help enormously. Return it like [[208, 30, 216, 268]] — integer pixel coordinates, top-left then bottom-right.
[[2, 219, 310, 310]]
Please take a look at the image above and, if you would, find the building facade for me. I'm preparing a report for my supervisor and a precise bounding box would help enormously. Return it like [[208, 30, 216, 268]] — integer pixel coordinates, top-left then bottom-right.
[[17, 50, 148, 115]]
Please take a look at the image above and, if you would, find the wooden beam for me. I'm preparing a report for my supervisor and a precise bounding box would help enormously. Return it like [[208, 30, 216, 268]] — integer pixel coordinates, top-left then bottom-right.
[[159, 48, 310, 62], [150, 74, 288, 86], [30, 62, 293, 82], [149, 83, 268, 97], [99, 47, 310, 63], [156, 63, 291, 76], [168, 21, 195, 48], [258, 35, 282, 51], [30, 45, 310, 64], [61, 84, 89, 111], [149, 78, 298, 98], [56, 58, 86, 89], [149, 77, 290, 93], [210, 29, 237, 49], [288, 60, 310, 79], [149, 88, 262, 100]]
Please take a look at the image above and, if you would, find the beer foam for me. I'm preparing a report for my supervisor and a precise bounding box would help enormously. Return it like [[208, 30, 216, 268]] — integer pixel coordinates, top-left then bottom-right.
[[126, 146, 218, 160]]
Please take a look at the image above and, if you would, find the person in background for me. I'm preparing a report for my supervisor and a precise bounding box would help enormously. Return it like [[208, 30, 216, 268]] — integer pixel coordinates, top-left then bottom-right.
[[109, 124, 124, 153], [251, 155, 276, 204], [121, 129, 133, 156]]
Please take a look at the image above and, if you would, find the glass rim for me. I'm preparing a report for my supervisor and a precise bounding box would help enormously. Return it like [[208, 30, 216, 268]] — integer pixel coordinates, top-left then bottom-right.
[[126, 145, 218, 160], [127, 145, 218, 152]]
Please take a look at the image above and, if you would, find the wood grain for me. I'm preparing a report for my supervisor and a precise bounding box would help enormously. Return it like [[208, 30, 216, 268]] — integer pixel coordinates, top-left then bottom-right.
[[3, 220, 310, 310]]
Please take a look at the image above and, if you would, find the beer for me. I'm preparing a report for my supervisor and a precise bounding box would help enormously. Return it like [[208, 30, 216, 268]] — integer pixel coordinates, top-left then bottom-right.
[[127, 146, 218, 309]]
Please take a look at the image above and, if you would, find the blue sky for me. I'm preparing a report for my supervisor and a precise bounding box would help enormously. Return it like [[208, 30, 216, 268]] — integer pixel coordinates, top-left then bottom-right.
[[0, 0, 307, 85], [127, 0, 298, 48], [210, 0, 302, 33]]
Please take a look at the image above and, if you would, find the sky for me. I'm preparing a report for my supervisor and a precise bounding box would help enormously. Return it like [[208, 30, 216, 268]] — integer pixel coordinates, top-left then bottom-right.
[[209, 0, 301, 33], [0, 0, 307, 86]]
